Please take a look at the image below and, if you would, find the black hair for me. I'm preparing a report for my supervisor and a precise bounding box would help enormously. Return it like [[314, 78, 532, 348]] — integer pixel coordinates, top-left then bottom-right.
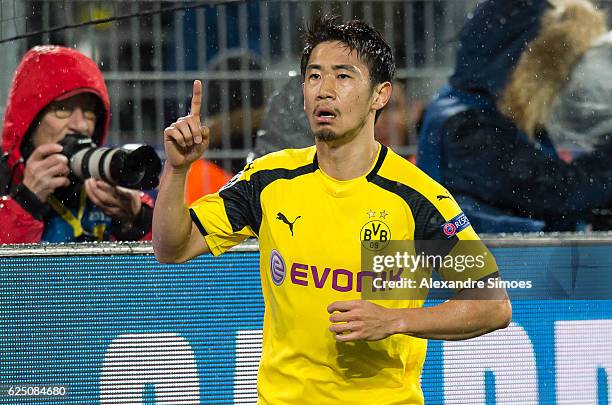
[[301, 15, 396, 120]]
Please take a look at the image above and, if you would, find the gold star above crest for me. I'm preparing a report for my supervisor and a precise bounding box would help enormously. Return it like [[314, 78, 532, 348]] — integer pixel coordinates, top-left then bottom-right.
[[380, 210, 388, 219], [367, 210, 376, 218]]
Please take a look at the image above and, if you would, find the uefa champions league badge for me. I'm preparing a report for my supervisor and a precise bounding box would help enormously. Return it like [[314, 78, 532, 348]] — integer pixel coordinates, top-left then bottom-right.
[[442, 222, 457, 237], [270, 249, 286, 286], [441, 212, 471, 238]]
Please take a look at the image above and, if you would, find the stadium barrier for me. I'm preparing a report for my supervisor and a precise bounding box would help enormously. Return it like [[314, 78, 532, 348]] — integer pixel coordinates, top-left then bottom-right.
[[1, 234, 611, 404]]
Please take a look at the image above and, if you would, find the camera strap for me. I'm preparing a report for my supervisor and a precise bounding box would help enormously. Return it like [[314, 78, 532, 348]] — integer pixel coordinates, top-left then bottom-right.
[[48, 188, 87, 238]]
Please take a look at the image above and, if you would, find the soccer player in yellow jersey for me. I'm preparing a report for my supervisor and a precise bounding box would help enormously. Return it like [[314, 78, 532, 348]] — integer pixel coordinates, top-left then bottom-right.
[[153, 16, 512, 405]]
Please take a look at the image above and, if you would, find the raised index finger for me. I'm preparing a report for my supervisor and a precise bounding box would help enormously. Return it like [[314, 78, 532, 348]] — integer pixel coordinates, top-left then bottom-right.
[[190, 79, 202, 117]]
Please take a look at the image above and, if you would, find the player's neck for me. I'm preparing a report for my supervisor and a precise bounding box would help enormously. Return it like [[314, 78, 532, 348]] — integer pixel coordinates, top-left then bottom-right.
[[315, 129, 379, 181]]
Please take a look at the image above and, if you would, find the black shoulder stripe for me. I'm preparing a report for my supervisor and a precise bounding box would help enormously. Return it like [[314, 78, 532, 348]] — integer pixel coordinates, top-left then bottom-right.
[[366, 144, 388, 182], [368, 174, 458, 242], [189, 207, 208, 237], [219, 163, 316, 235]]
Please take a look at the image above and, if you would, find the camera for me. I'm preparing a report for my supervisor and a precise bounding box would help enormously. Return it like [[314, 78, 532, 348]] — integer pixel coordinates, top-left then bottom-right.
[[59, 134, 161, 190]]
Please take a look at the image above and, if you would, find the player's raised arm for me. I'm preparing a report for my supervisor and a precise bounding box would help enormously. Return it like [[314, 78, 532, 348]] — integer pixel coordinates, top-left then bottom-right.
[[153, 80, 211, 263]]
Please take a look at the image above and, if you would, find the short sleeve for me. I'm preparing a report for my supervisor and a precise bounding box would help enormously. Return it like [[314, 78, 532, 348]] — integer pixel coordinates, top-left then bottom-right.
[[415, 189, 499, 284], [189, 169, 258, 256]]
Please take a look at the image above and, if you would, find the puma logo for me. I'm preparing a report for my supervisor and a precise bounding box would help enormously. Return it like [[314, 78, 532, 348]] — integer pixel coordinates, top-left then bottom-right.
[[276, 212, 301, 236], [437, 195, 451, 201]]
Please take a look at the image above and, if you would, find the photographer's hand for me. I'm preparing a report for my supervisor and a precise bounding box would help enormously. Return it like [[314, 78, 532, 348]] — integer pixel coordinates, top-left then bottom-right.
[[163, 80, 209, 170], [84, 178, 142, 225], [22, 144, 71, 202]]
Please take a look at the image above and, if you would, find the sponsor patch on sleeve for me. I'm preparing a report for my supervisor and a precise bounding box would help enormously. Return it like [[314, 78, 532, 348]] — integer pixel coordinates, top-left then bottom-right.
[[441, 212, 471, 237]]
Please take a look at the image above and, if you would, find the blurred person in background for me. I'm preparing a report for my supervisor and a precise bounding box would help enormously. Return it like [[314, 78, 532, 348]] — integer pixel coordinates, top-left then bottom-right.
[[183, 158, 233, 206], [547, 31, 612, 229], [252, 74, 423, 160], [251, 74, 310, 157], [418, 0, 612, 233], [547, 35, 612, 156], [0, 46, 154, 243]]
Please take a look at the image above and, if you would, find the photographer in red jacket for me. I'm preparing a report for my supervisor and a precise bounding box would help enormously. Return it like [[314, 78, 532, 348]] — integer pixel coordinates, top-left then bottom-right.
[[0, 45, 153, 243]]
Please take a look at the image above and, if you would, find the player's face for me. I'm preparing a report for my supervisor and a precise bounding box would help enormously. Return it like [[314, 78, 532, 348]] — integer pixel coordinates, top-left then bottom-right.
[[303, 41, 377, 143]]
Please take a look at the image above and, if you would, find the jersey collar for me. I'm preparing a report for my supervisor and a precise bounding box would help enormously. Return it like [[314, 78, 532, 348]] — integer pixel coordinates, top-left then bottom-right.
[[312, 144, 388, 179], [312, 144, 388, 197]]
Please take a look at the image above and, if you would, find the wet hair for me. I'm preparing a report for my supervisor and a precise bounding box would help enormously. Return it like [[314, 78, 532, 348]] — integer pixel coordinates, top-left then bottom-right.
[[301, 15, 396, 120], [301, 15, 396, 86]]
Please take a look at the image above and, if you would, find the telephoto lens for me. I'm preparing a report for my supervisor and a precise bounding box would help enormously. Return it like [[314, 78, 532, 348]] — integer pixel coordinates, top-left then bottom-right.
[[59, 134, 162, 190]]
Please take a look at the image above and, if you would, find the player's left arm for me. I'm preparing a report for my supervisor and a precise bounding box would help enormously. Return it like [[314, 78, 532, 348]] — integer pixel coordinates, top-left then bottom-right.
[[328, 284, 510, 342]]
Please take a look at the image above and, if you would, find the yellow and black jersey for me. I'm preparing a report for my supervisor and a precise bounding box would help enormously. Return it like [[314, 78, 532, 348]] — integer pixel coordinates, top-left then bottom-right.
[[189, 144, 497, 405]]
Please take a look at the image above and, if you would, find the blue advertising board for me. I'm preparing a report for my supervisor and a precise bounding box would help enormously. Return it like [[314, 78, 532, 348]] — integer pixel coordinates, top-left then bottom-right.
[[1, 244, 611, 404]]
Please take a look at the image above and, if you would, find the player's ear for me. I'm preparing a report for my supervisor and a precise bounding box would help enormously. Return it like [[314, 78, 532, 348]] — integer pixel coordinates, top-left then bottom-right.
[[371, 81, 392, 112]]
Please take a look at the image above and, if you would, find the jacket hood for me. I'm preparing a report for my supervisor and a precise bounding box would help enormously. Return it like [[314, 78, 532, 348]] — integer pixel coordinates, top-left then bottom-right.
[[498, 0, 606, 136], [547, 31, 612, 152], [1, 45, 110, 180], [449, 0, 552, 97]]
